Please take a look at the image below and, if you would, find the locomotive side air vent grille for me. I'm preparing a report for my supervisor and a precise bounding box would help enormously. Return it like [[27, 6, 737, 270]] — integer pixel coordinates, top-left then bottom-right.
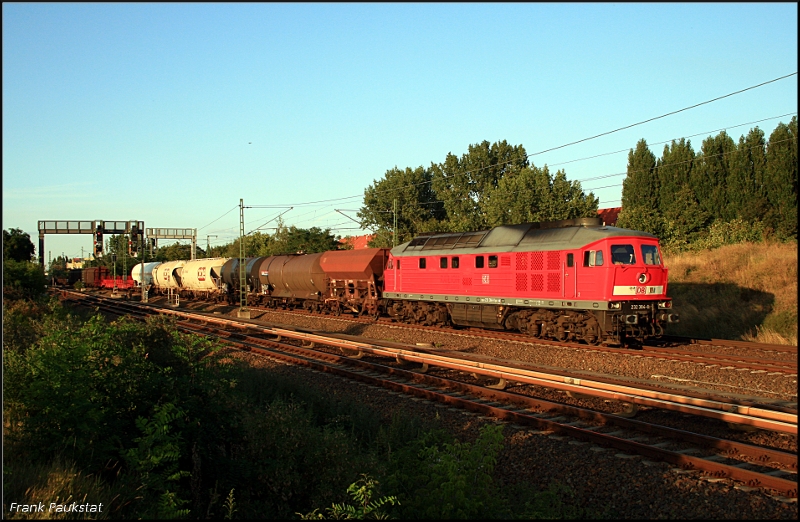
[[501, 256, 511, 267], [531, 274, 544, 292], [462, 277, 472, 286], [515, 273, 527, 291], [531, 252, 544, 271], [547, 272, 561, 292], [516, 252, 527, 271], [547, 251, 560, 270]]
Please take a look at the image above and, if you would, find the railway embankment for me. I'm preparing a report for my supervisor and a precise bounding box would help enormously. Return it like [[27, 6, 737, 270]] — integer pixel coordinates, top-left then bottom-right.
[[664, 241, 797, 345]]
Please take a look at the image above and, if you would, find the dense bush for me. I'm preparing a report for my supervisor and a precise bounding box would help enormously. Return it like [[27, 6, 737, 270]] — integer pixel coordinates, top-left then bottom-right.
[[687, 219, 767, 252], [3, 259, 47, 299], [4, 301, 593, 519]]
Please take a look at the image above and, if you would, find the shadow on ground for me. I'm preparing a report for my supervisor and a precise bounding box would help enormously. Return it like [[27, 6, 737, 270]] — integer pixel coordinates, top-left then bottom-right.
[[667, 282, 774, 340]]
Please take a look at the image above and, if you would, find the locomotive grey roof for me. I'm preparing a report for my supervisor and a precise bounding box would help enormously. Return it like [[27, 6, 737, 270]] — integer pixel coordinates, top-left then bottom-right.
[[390, 217, 656, 257]]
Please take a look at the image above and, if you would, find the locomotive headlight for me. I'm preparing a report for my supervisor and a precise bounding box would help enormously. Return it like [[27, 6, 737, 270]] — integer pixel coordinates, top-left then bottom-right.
[[638, 273, 649, 284], [658, 300, 672, 309], [608, 302, 621, 309]]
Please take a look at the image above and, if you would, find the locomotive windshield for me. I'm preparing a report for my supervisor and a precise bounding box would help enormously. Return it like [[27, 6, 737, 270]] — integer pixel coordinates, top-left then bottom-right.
[[641, 244, 662, 265], [611, 244, 636, 265]]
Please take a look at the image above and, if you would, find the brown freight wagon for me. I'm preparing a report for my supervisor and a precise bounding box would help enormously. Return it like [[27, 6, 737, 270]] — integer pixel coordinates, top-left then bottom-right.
[[82, 266, 110, 288]]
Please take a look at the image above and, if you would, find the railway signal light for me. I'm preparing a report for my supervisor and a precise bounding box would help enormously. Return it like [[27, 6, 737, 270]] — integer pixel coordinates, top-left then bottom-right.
[[94, 224, 104, 258], [130, 224, 139, 257]]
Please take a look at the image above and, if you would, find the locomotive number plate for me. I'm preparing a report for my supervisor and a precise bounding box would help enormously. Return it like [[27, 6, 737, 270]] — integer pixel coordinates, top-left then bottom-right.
[[630, 304, 650, 310]]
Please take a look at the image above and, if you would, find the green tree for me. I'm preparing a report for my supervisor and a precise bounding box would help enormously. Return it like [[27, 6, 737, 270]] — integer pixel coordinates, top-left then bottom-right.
[[764, 116, 798, 239], [430, 140, 529, 232], [3, 260, 47, 298], [359, 165, 445, 248], [3, 228, 36, 262], [270, 225, 341, 255], [220, 231, 271, 258], [616, 204, 664, 236], [661, 184, 709, 250], [727, 127, 769, 223], [657, 138, 696, 220], [483, 163, 554, 226], [690, 131, 735, 222], [153, 241, 196, 262], [622, 139, 659, 210], [545, 168, 599, 220]]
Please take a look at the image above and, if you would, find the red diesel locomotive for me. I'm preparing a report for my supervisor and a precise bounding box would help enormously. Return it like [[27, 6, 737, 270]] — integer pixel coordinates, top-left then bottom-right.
[[381, 217, 678, 345]]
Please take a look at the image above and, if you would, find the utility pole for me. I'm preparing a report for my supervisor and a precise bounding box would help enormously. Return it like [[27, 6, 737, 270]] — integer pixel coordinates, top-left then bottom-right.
[[238, 199, 249, 318], [123, 236, 127, 286], [207, 235, 217, 258], [393, 198, 397, 247], [111, 253, 117, 295], [141, 231, 148, 303]]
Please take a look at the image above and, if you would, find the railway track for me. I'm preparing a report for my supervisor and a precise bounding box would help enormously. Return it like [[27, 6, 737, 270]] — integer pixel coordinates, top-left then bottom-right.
[[238, 301, 798, 374], [58, 290, 798, 499]]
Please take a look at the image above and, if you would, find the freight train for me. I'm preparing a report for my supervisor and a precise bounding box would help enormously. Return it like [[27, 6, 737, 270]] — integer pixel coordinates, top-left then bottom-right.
[[131, 217, 679, 346]]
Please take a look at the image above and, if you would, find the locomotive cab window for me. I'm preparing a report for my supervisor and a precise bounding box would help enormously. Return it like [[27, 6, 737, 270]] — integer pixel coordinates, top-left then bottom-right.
[[451, 257, 459, 269], [566, 253, 574, 267], [641, 245, 661, 265], [440, 257, 448, 269], [475, 256, 484, 268], [611, 244, 636, 265], [419, 258, 426, 269], [583, 250, 604, 267], [387, 259, 393, 269], [488, 255, 498, 268], [396, 259, 400, 269]]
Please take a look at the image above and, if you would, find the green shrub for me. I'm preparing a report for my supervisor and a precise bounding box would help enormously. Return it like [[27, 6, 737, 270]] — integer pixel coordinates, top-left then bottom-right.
[[3, 260, 47, 299], [690, 219, 766, 251], [383, 423, 505, 519]]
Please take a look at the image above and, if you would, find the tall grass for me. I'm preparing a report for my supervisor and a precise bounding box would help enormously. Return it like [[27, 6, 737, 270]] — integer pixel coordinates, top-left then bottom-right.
[[664, 241, 797, 345]]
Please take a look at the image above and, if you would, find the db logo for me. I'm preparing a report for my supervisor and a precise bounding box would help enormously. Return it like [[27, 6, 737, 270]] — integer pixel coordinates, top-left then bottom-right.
[[482, 275, 490, 284], [636, 286, 646, 295], [197, 267, 207, 282]]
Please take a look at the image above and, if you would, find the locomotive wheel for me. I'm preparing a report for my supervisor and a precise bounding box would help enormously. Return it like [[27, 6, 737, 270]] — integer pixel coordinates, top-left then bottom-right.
[[333, 307, 341, 317]]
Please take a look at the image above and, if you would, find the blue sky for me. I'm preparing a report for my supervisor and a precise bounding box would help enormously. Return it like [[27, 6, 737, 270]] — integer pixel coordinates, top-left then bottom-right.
[[3, 3, 797, 263]]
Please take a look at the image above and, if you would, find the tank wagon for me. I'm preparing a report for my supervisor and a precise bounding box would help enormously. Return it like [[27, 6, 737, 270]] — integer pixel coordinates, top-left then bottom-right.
[[131, 261, 161, 288], [132, 218, 677, 346], [150, 260, 186, 295]]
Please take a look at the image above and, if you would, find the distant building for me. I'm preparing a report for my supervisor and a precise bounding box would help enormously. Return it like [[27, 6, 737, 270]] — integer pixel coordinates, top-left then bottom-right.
[[339, 234, 375, 249], [597, 207, 621, 226], [66, 257, 88, 269]]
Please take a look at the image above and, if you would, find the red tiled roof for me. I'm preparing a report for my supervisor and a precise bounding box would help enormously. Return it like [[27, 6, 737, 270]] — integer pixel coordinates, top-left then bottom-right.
[[597, 207, 621, 226], [339, 234, 374, 249]]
